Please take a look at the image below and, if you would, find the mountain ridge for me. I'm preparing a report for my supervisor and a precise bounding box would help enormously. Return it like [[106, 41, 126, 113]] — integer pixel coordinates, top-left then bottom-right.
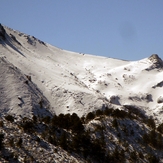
[[0, 24, 163, 163], [0, 24, 163, 123]]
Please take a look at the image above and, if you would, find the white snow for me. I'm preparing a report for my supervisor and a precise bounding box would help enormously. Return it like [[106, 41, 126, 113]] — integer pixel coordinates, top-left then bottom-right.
[[0, 25, 163, 123]]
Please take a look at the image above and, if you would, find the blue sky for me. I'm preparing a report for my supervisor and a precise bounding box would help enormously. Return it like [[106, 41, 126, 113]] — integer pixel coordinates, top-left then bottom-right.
[[0, 1, 163, 60]]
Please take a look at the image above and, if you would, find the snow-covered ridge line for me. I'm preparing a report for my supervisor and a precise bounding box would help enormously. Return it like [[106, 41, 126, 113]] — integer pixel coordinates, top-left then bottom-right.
[[0, 24, 163, 124]]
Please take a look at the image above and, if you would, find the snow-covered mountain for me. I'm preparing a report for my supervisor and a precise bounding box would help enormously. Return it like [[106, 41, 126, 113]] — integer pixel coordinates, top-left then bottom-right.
[[1, 24, 163, 162], [0, 24, 163, 123]]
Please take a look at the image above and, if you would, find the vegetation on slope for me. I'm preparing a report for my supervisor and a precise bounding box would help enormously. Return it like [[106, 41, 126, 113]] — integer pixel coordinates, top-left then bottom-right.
[[0, 106, 163, 162]]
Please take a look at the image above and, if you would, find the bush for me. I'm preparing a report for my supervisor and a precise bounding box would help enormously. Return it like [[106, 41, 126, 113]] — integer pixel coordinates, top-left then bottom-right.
[[51, 113, 84, 133], [69, 113, 84, 133], [103, 107, 113, 116], [39, 99, 43, 108], [0, 121, 3, 127], [95, 110, 103, 116], [59, 132, 68, 150], [149, 130, 156, 146], [42, 116, 51, 124], [112, 119, 118, 129], [32, 115, 37, 122], [157, 123, 163, 134], [112, 109, 128, 118], [111, 147, 121, 162], [147, 154, 159, 163], [8, 138, 14, 147], [130, 151, 137, 160], [156, 132, 163, 149], [0, 133, 4, 150], [145, 118, 156, 129], [143, 133, 149, 144], [86, 112, 95, 122], [21, 120, 34, 132], [5, 115, 14, 122], [16, 138, 22, 147]]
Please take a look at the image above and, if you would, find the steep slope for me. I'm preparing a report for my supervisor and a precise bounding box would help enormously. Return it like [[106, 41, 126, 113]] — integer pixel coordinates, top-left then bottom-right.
[[0, 24, 128, 117], [1, 24, 163, 163], [0, 57, 52, 118], [0, 24, 163, 123]]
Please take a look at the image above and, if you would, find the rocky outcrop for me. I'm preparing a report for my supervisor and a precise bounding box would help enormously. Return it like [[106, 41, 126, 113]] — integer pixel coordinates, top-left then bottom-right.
[[0, 24, 6, 40], [157, 96, 163, 103], [148, 54, 163, 69]]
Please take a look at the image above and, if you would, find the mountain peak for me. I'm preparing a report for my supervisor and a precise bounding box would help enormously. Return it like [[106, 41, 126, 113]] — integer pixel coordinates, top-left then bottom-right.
[[0, 23, 6, 40], [148, 54, 163, 68], [149, 54, 161, 60]]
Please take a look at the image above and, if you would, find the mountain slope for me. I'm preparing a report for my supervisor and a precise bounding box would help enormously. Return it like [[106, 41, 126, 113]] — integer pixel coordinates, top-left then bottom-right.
[[1, 24, 163, 163], [0, 24, 163, 123], [0, 57, 52, 118]]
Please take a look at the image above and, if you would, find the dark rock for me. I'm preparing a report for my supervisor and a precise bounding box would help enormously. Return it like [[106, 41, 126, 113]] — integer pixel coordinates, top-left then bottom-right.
[[109, 95, 120, 105], [148, 54, 163, 69], [157, 96, 163, 103], [10, 34, 21, 45], [0, 24, 6, 40], [152, 81, 163, 89]]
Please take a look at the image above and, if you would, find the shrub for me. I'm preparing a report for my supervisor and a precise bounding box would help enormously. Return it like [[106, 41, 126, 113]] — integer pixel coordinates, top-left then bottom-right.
[[39, 99, 43, 108], [42, 116, 51, 124], [35, 136, 41, 142], [8, 138, 14, 147], [145, 118, 156, 129], [21, 120, 34, 132], [147, 154, 159, 163], [149, 130, 156, 146], [71, 118, 84, 133], [112, 119, 118, 129], [138, 152, 144, 159], [59, 132, 68, 150], [111, 147, 121, 162], [90, 140, 105, 161], [95, 109, 103, 116], [143, 133, 149, 144], [156, 132, 163, 149], [86, 112, 95, 122], [130, 151, 137, 160], [112, 109, 128, 118], [47, 136, 54, 144], [157, 123, 163, 134], [70, 113, 84, 132], [103, 107, 113, 116], [0, 133, 4, 150], [5, 115, 14, 122], [51, 113, 84, 133], [16, 138, 22, 147], [0, 121, 3, 127], [32, 115, 37, 122], [143, 129, 163, 148]]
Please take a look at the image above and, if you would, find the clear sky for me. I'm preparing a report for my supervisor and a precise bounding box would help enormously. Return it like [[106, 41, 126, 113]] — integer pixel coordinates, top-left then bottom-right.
[[0, 1, 163, 60]]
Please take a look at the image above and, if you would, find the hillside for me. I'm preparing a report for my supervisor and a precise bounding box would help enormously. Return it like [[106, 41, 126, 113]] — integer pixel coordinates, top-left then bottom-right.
[[0, 24, 163, 162]]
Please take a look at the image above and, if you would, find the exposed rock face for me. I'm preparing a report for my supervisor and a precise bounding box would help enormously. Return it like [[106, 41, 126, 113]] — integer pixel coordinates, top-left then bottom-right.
[[0, 24, 6, 40], [157, 96, 163, 103], [148, 54, 163, 69]]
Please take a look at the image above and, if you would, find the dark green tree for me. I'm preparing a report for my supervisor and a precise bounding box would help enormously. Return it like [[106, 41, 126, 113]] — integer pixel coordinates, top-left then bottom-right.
[[157, 123, 163, 134], [0, 133, 4, 150], [16, 138, 23, 147], [59, 132, 67, 150], [112, 119, 118, 129], [5, 115, 14, 122], [95, 109, 103, 116], [86, 112, 95, 122]]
